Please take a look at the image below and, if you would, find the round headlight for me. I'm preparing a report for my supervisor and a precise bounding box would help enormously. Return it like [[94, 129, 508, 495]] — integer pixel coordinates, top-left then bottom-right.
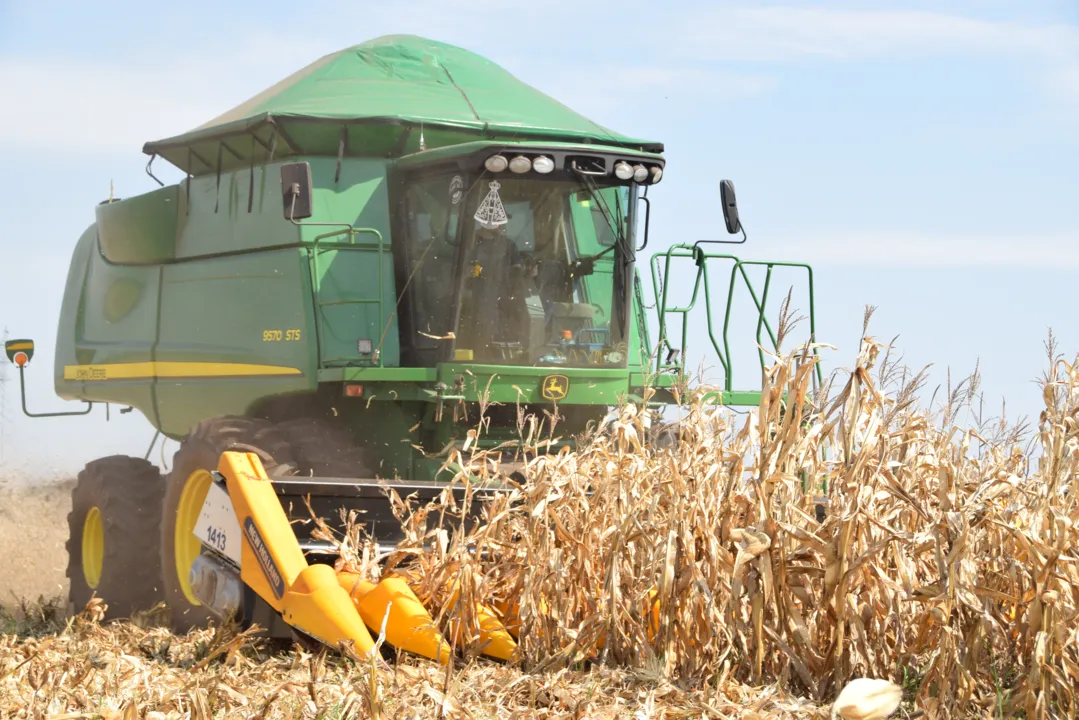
[[509, 155, 532, 173], [632, 164, 648, 182], [532, 155, 555, 174], [485, 155, 508, 172], [614, 161, 634, 180], [650, 166, 663, 183]]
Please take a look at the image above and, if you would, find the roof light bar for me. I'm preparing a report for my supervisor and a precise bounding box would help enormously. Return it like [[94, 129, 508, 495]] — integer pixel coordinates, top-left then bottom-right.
[[482, 152, 663, 183], [532, 155, 554, 174], [509, 155, 532, 173]]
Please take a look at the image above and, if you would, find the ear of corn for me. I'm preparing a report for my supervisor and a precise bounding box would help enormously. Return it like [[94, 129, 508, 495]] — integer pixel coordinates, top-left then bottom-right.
[[832, 678, 903, 719]]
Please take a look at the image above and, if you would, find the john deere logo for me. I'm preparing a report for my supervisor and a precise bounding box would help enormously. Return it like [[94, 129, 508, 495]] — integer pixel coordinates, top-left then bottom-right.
[[541, 374, 569, 401]]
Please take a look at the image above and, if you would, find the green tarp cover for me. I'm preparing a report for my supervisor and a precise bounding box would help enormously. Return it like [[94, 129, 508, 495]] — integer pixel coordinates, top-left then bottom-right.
[[144, 35, 662, 175]]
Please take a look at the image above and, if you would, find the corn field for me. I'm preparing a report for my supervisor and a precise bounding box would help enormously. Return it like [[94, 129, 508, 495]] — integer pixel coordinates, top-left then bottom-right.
[[369, 321, 1079, 719], [3, 320, 1079, 718]]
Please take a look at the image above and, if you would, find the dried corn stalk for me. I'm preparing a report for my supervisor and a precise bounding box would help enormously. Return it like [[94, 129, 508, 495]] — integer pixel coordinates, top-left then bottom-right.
[[396, 331, 1079, 718]]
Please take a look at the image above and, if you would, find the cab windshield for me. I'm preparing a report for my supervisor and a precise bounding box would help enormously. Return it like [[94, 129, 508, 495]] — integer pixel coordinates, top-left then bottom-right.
[[401, 171, 633, 368]]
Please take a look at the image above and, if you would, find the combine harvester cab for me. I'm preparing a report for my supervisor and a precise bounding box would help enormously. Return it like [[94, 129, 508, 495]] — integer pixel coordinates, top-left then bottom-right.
[[7, 35, 821, 663]]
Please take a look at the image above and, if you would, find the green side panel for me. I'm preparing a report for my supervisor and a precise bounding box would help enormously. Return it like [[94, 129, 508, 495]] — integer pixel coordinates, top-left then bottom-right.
[[54, 228, 92, 393], [320, 367, 437, 383], [154, 248, 316, 437], [175, 163, 301, 259], [301, 158, 399, 368], [437, 363, 629, 406], [53, 227, 160, 421], [54, 226, 95, 399], [144, 35, 661, 174], [95, 185, 182, 264]]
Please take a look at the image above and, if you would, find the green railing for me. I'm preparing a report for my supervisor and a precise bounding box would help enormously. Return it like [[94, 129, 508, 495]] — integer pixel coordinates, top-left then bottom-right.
[[649, 244, 822, 396]]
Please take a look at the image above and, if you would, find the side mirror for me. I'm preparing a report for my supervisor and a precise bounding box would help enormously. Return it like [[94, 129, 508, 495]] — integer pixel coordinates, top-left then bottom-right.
[[720, 179, 740, 234], [280, 162, 314, 221]]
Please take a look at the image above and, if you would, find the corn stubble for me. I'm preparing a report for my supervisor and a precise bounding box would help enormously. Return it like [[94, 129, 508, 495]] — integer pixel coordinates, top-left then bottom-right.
[[4, 326, 1079, 718]]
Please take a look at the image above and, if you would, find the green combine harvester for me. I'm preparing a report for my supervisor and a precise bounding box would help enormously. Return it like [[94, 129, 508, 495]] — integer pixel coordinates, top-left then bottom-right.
[[8, 35, 819, 658]]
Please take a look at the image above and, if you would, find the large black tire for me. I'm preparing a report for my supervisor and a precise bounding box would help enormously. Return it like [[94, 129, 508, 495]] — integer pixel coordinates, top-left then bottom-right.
[[159, 415, 368, 632], [272, 417, 372, 477], [65, 456, 165, 620]]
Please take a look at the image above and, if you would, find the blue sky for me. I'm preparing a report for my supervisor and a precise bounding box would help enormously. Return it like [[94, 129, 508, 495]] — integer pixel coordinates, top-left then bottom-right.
[[1, 0, 1077, 478]]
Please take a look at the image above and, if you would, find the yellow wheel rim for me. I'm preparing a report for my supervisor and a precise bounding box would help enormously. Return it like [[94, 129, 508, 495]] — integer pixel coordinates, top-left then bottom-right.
[[81, 506, 104, 589], [174, 469, 212, 605]]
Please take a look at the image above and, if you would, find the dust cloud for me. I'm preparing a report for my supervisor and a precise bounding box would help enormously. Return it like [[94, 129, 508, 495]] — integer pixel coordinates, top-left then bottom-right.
[[0, 478, 73, 607]]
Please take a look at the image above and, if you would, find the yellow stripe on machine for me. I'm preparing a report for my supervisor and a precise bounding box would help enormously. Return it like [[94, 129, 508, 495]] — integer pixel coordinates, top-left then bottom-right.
[[63, 361, 303, 381], [6, 342, 33, 351]]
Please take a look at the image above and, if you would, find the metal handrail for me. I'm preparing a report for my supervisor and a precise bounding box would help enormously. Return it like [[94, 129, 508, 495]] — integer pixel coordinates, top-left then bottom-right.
[[649, 244, 821, 390]]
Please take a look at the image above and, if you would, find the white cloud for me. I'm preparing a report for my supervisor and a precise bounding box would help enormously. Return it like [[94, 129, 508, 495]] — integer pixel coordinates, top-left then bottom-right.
[[0, 35, 332, 155], [524, 65, 776, 123], [678, 7, 1079, 63], [0, 61, 221, 153], [763, 232, 1079, 267], [663, 5, 1079, 135], [0, 33, 765, 156], [1046, 61, 1079, 106], [2, 6, 1076, 156], [604, 66, 777, 97]]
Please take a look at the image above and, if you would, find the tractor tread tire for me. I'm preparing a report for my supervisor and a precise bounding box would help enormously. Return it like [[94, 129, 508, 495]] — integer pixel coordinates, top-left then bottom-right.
[[160, 414, 368, 633], [65, 455, 165, 620], [161, 416, 291, 632], [273, 417, 371, 478]]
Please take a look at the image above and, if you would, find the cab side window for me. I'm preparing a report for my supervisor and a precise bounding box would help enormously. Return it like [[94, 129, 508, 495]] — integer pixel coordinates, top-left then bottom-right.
[[404, 177, 462, 359]]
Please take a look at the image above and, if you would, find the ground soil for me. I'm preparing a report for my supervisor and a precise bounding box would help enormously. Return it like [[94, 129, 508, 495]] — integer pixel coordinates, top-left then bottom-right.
[[0, 479, 73, 607]]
